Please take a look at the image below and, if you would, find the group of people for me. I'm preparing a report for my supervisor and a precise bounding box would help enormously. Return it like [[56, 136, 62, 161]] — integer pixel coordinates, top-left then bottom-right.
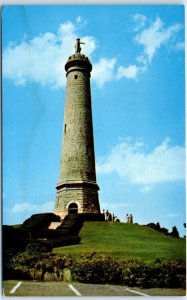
[[102, 209, 120, 222], [126, 214, 133, 224], [102, 210, 134, 224]]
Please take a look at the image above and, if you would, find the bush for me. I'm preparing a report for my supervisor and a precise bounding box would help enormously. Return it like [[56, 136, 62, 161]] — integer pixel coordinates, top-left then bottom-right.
[[3, 246, 186, 288], [120, 258, 186, 288], [146, 223, 169, 236], [25, 240, 54, 254], [80, 213, 105, 222], [3, 239, 53, 280], [3, 225, 29, 253], [20, 213, 61, 238], [70, 254, 185, 288], [51, 236, 81, 248], [146, 223, 181, 238], [169, 226, 180, 238], [71, 253, 121, 284]]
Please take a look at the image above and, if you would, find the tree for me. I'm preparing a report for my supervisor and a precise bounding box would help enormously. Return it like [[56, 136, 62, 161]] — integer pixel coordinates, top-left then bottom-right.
[[156, 222, 160, 230], [169, 226, 179, 238]]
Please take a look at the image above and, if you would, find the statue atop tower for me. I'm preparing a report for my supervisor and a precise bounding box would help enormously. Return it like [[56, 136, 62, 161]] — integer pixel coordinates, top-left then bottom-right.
[[55, 39, 100, 219], [74, 38, 85, 54]]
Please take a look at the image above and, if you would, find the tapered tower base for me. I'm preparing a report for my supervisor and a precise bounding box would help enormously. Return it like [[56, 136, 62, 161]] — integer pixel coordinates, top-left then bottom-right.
[[55, 181, 100, 218]]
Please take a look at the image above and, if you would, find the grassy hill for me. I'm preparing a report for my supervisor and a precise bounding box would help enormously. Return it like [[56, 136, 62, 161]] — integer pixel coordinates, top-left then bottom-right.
[[53, 222, 186, 262]]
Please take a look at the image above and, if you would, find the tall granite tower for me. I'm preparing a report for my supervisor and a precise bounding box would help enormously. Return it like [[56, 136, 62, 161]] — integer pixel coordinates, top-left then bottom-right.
[[55, 39, 100, 219]]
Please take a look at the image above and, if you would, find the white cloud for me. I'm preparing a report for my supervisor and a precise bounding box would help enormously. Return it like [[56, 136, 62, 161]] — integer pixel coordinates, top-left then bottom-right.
[[136, 55, 148, 66], [117, 64, 140, 80], [100, 201, 131, 211], [132, 14, 147, 31], [11, 201, 54, 214], [3, 16, 183, 88], [81, 36, 97, 56], [116, 16, 183, 82], [3, 20, 97, 89], [92, 58, 116, 87], [134, 17, 182, 63], [76, 16, 82, 24], [174, 41, 185, 51], [3, 26, 71, 88], [110, 202, 131, 209], [76, 16, 87, 27], [140, 186, 152, 193], [97, 138, 185, 185], [166, 212, 180, 218]]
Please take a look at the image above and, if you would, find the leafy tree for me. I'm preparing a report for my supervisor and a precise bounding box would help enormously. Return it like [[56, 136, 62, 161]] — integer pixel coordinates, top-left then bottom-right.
[[170, 226, 179, 238]]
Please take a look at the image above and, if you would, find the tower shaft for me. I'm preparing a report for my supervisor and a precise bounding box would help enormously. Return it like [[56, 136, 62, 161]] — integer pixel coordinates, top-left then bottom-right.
[[55, 51, 100, 218]]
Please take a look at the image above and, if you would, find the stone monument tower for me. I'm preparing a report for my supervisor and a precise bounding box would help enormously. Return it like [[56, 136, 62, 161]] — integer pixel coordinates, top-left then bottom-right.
[[55, 38, 100, 219]]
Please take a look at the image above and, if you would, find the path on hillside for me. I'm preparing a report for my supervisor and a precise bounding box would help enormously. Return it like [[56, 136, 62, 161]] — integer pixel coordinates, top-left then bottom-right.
[[3, 281, 186, 297]]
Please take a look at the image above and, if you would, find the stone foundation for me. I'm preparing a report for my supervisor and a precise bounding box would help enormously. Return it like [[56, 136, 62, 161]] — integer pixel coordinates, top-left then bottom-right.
[[55, 182, 100, 219]]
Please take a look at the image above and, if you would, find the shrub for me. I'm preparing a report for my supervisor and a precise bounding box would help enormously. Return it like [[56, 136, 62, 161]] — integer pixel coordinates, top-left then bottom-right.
[[3, 246, 186, 288], [71, 253, 122, 284], [3, 225, 29, 253], [80, 213, 105, 222], [156, 259, 186, 289], [21, 213, 61, 238], [4, 250, 37, 280], [51, 236, 81, 248], [70, 254, 185, 289], [3, 239, 53, 280], [25, 240, 54, 254], [120, 259, 147, 287], [169, 226, 180, 238], [120, 258, 186, 288], [146, 223, 169, 236]]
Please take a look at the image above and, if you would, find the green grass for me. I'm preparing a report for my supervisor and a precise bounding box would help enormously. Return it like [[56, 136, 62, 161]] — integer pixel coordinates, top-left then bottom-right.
[[53, 222, 186, 262]]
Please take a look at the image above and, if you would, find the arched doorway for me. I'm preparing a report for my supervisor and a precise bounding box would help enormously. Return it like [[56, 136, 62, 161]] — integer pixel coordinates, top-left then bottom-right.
[[68, 203, 78, 214]]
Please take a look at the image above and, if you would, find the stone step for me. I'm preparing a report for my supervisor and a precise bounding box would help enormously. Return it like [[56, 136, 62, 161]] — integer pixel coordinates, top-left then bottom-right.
[[48, 222, 62, 230]]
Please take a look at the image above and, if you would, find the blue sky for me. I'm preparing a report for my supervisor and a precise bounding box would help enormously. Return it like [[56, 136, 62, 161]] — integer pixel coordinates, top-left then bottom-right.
[[2, 5, 185, 236]]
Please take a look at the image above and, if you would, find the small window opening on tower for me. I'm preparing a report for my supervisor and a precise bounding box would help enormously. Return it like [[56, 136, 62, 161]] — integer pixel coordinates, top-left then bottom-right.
[[64, 124, 67, 133], [74, 75, 78, 79]]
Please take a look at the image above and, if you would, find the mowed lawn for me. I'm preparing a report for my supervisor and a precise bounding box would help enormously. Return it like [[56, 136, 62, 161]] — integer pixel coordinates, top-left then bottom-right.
[[53, 222, 186, 262]]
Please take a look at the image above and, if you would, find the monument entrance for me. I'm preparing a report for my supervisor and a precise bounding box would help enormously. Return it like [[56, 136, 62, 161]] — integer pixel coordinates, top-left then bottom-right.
[[68, 203, 78, 214]]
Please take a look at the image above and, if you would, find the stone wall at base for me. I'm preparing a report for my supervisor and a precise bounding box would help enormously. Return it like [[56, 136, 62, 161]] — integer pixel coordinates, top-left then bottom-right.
[[55, 184, 100, 219], [30, 267, 72, 282]]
